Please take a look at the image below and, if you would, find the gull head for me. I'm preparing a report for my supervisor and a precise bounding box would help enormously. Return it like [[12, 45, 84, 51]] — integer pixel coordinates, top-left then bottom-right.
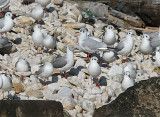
[[5, 12, 12, 18], [156, 46, 160, 52], [106, 25, 114, 31], [90, 56, 98, 62], [127, 31, 134, 37], [142, 34, 151, 40], [125, 71, 130, 77]]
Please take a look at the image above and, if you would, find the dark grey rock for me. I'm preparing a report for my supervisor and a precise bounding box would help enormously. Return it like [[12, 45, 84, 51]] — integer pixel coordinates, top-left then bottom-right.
[[93, 77, 160, 117], [0, 100, 63, 117]]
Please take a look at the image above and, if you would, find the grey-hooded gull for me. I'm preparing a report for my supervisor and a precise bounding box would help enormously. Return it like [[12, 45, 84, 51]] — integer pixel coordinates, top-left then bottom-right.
[[15, 57, 31, 72], [30, 4, 44, 22], [121, 71, 135, 91], [43, 32, 56, 54], [124, 62, 137, 79], [102, 49, 119, 65], [32, 24, 46, 54], [52, 45, 74, 79], [35, 0, 51, 12], [114, 31, 134, 62], [155, 46, 160, 67], [139, 34, 153, 57], [103, 25, 116, 46], [0, 12, 13, 35], [0, 71, 12, 99], [0, 35, 11, 48], [36, 62, 54, 84], [78, 28, 108, 61], [88, 56, 101, 87]]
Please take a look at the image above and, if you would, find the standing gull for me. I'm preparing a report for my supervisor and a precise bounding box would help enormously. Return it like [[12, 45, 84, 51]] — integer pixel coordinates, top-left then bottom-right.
[[35, 0, 51, 12], [0, 12, 13, 36], [114, 31, 134, 62], [139, 34, 153, 58], [32, 24, 45, 54], [0, 71, 12, 99], [36, 62, 54, 84], [155, 46, 160, 67], [121, 71, 135, 91], [30, 4, 44, 22], [78, 28, 108, 61], [43, 33, 56, 54], [88, 56, 101, 87], [103, 25, 116, 46], [124, 62, 137, 79], [52, 45, 74, 79]]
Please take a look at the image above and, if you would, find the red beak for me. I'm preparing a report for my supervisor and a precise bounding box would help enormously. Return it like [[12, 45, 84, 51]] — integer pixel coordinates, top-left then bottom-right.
[[150, 37, 152, 39], [132, 34, 134, 35], [76, 32, 79, 33]]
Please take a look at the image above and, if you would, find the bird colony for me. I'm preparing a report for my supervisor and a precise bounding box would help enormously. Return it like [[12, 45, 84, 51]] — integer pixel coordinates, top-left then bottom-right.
[[0, 0, 160, 116]]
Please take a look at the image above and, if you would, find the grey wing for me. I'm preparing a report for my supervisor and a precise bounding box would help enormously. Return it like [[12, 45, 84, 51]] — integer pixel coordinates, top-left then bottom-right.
[[82, 38, 107, 50], [115, 41, 124, 52], [151, 37, 160, 49], [0, 18, 5, 29], [35, 65, 45, 75], [52, 56, 67, 68]]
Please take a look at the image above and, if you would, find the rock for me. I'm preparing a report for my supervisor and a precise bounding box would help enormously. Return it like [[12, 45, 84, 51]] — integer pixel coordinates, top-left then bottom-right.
[[68, 76, 81, 87], [42, 90, 55, 100], [74, 58, 86, 68], [57, 42, 66, 53], [0, 100, 63, 117], [51, 0, 63, 5], [47, 83, 59, 92], [41, 55, 57, 63], [63, 23, 86, 29], [31, 65, 40, 74], [108, 65, 123, 76], [26, 90, 44, 98], [93, 77, 160, 117], [54, 87, 73, 100], [75, 105, 82, 114], [14, 16, 33, 27], [12, 83, 24, 94], [82, 100, 95, 112], [91, 87, 102, 94], [62, 97, 76, 110]]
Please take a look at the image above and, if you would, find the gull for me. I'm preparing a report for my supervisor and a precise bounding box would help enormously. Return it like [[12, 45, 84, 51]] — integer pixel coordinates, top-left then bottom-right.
[[35, 0, 51, 12], [150, 28, 160, 50], [139, 34, 153, 58], [0, 12, 13, 36], [103, 25, 116, 46], [102, 49, 119, 65], [0, 71, 12, 99], [15, 57, 31, 72], [0, 35, 11, 48], [36, 62, 54, 84], [52, 45, 74, 79], [88, 56, 101, 87], [43, 33, 56, 54], [30, 4, 44, 22], [114, 31, 134, 62], [124, 62, 137, 79], [78, 28, 108, 61], [121, 71, 135, 91], [155, 46, 160, 67], [32, 24, 45, 54]]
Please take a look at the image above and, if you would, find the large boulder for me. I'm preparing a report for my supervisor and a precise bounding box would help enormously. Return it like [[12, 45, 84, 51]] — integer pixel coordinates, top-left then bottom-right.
[[93, 77, 160, 117], [0, 100, 63, 117]]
